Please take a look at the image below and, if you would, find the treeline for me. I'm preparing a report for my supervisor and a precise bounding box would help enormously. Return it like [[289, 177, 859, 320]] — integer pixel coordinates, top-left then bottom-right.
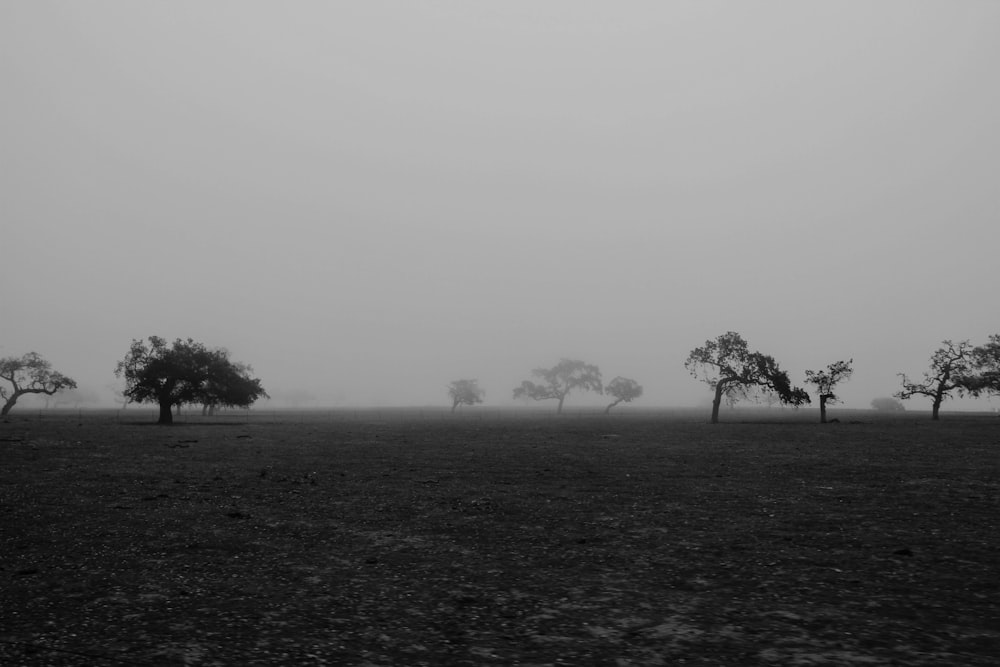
[[2, 333, 998, 424]]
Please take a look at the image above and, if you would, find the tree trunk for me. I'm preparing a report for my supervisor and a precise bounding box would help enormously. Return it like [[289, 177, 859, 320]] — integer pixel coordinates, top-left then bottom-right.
[[605, 399, 622, 414], [1, 394, 18, 416], [158, 401, 174, 425], [711, 385, 723, 423], [932, 398, 941, 420], [557, 395, 565, 414], [819, 395, 828, 423]]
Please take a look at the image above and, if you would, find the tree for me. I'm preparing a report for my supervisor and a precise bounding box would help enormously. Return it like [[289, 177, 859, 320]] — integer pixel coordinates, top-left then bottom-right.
[[107, 382, 131, 409], [604, 376, 642, 413], [199, 357, 266, 416], [0, 352, 77, 416], [804, 359, 854, 424], [115, 337, 266, 424], [870, 397, 905, 412], [684, 331, 810, 423], [447, 379, 485, 412], [964, 334, 1000, 400], [513, 358, 602, 414], [895, 340, 974, 420], [52, 386, 101, 409]]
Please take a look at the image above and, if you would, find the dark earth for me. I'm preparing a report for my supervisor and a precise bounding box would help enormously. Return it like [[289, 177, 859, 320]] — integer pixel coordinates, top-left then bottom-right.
[[2, 409, 998, 665]]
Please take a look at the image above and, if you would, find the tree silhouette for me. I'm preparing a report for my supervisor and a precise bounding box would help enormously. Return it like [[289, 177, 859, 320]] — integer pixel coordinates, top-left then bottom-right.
[[804, 359, 854, 423], [684, 332, 809, 423], [513, 359, 602, 414], [115, 337, 266, 424], [895, 340, 974, 420], [0, 352, 77, 416], [964, 334, 1000, 400], [604, 377, 642, 413], [447, 379, 485, 413]]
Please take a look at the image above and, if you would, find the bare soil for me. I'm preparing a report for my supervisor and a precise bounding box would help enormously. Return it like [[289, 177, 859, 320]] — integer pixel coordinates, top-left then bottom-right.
[[1, 410, 998, 665]]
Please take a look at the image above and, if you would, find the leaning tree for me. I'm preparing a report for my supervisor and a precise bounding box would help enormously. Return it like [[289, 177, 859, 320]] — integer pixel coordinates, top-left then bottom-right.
[[447, 379, 485, 412], [684, 331, 810, 423], [0, 352, 77, 416], [804, 359, 854, 423], [604, 376, 643, 413], [513, 358, 602, 414], [895, 340, 974, 420], [115, 337, 266, 424]]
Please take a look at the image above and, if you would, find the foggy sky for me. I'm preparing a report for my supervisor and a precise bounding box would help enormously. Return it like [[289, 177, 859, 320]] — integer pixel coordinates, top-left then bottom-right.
[[3, 2, 999, 411]]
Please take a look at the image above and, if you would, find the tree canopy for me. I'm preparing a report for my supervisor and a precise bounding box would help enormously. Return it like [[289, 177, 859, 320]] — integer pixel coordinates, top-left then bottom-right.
[[604, 376, 643, 413], [115, 337, 266, 424], [964, 334, 1000, 400], [804, 359, 854, 423], [0, 352, 77, 416], [684, 331, 809, 423], [895, 340, 974, 420], [447, 379, 485, 412], [513, 358, 602, 414]]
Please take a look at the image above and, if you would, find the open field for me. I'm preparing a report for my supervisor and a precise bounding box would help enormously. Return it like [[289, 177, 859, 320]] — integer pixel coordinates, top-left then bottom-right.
[[1, 410, 998, 665]]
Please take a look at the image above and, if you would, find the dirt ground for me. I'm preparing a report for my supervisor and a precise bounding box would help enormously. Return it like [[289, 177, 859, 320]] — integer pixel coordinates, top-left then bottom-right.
[[1, 410, 998, 665]]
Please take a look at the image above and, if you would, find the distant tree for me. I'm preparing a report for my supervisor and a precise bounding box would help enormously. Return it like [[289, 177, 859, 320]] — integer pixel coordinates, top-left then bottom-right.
[[0, 352, 77, 416], [804, 359, 854, 424], [115, 337, 266, 424], [513, 358, 602, 414], [447, 379, 485, 412], [52, 386, 101, 409], [870, 397, 906, 412], [604, 376, 642, 413], [895, 340, 974, 420], [106, 382, 131, 409], [684, 331, 810, 424], [964, 334, 1000, 400], [276, 389, 318, 409]]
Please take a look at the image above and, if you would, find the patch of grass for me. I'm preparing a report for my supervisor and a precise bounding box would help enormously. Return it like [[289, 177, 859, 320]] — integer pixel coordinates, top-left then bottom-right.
[[1, 412, 998, 665]]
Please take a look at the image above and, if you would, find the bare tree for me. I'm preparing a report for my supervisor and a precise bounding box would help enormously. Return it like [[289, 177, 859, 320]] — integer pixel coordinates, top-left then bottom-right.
[[804, 359, 854, 423], [513, 359, 602, 414], [684, 331, 809, 423], [0, 352, 77, 416], [604, 377, 642, 413], [447, 379, 485, 413], [895, 340, 974, 420]]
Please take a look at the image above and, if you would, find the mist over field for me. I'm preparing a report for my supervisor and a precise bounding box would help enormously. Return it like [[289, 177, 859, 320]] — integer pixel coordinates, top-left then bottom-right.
[[2, 2, 999, 412]]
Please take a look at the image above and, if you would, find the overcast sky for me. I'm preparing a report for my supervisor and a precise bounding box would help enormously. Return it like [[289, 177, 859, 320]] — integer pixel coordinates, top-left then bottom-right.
[[2, 2, 999, 411]]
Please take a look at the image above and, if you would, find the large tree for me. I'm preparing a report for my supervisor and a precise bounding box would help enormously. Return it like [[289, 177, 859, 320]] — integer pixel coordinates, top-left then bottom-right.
[[604, 376, 643, 413], [447, 379, 485, 413], [804, 359, 854, 424], [513, 358, 602, 414], [964, 334, 1000, 400], [115, 337, 266, 424], [684, 331, 810, 423], [0, 352, 77, 416], [895, 340, 974, 420]]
